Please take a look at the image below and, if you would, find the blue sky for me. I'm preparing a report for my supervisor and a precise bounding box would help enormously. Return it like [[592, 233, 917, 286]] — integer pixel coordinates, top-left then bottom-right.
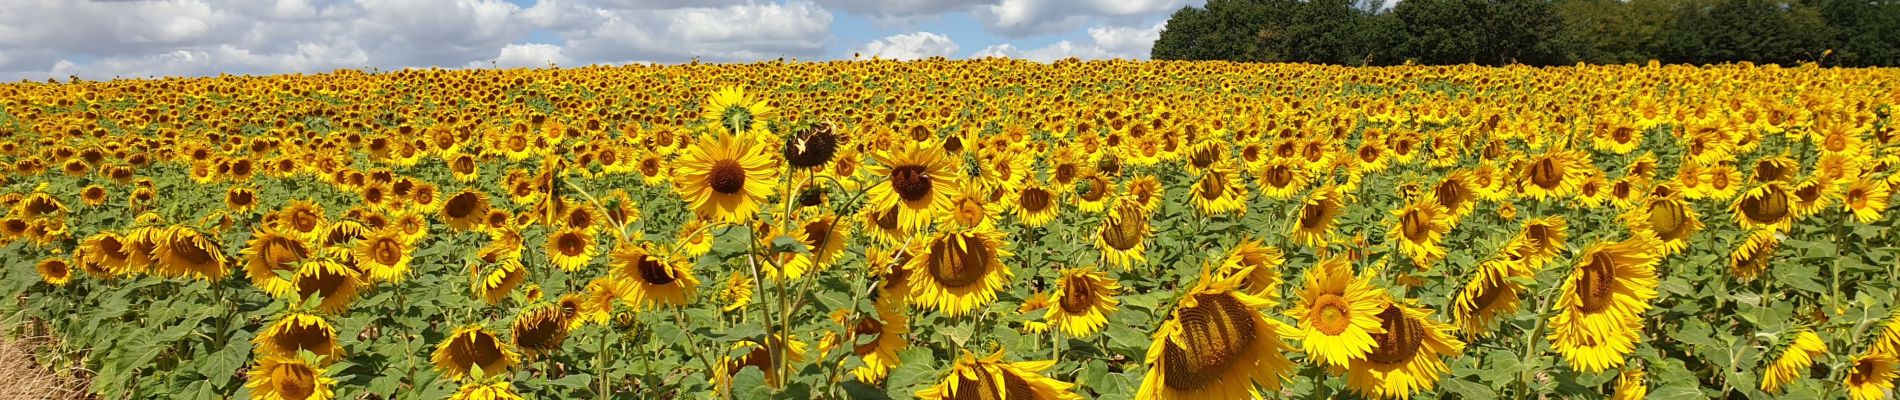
[[0, 0, 1200, 81]]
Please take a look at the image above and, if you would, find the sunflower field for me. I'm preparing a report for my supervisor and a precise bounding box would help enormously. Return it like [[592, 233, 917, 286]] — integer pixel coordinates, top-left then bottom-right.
[[0, 60, 1898, 400]]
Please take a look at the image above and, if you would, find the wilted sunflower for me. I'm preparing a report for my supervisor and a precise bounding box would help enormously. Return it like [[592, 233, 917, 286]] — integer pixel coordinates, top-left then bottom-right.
[[1547, 235, 1662, 372], [1011, 179, 1060, 227], [1846, 352, 1899, 400], [36, 257, 72, 286], [154, 226, 231, 281], [917, 350, 1082, 400], [1287, 256, 1386, 367], [1216, 238, 1285, 299], [867, 141, 959, 233], [543, 227, 595, 272], [353, 227, 412, 283], [674, 132, 778, 224], [1842, 176, 1891, 224], [608, 241, 699, 310], [291, 259, 363, 314], [448, 381, 525, 400], [441, 189, 489, 232], [1094, 199, 1151, 269], [244, 229, 311, 297], [1451, 258, 1524, 337], [1291, 185, 1345, 249], [1760, 330, 1827, 393], [1189, 164, 1247, 216], [850, 297, 911, 383], [253, 312, 342, 361], [1732, 183, 1795, 232], [906, 225, 1012, 316], [431, 325, 520, 381], [1045, 267, 1121, 338], [1136, 268, 1296, 399], [702, 86, 776, 137], [1343, 301, 1466, 400], [511, 303, 573, 358], [1390, 194, 1450, 268], [244, 356, 336, 400]]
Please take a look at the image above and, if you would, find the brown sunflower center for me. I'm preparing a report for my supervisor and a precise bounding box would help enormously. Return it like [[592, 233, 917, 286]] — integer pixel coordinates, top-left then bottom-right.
[[1311, 293, 1352, 335], [271, 363, 318, 399], [1531, 157, 1563, 188], [1054, 164, 1077, 184], [1263, 165, 1294, 188], [1018, 188, 1052, 212], [1365, 305, 1425, 364], [1469, 280, 1507, 311], [445, 193, 482, 220], [1080, 177, 1109, 202], [636, 257, 676, 285], [273, 321, 336, 357], [453, 332, 509, 373], [372, 238, 404, 265], [294, 265, 348, 300], [708, 159, 747, 195], [926, 234, 992, 288], [874, 206, 901, 230], [1647, 201, 1687, 238], [1740, 188, 1791, 223], [1161, 293, 1257, 391], [1198, 173, 1226, 200], [171, 236, 219, 266], [1298, 200, 1334, 229], [803, 220, 833, 249], [1099, 212, 1146, 251], [1577, 253, 1617, 313], [1059, 276, 1097, 314], [947, 367, 1037, 400], [1401, 210, 1432, 242], [640, 158, 662, 176], [1435, 181, 1467, 211], [884, 165, 933, 202]]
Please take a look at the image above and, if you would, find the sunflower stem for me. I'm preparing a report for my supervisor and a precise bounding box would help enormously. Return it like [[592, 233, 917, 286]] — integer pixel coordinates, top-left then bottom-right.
[[1517, 283, 1558, 397], [596, 325, 611, 398]]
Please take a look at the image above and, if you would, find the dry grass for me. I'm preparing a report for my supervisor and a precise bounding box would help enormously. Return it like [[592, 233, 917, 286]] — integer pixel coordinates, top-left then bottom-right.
[[0, 317, 88, 400]]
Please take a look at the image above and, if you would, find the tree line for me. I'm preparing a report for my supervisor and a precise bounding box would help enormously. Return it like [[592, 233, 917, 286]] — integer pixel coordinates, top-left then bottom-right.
[[1150, 0, 1900, 66]]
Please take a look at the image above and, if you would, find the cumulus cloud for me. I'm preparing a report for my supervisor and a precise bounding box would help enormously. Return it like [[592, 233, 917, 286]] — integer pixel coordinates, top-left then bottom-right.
[[472, 43, 569, 69], [972, 22, 1162, 62], [975, 0, 1197, 37], [857, 32, 958, 60], [562, 0, 834, 64]]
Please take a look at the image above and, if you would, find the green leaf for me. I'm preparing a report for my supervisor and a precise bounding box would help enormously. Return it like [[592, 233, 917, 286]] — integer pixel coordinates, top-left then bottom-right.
[[770, 235, 811, 255], [1650, 383, 1706, 400], [547, 373, 593, 389]]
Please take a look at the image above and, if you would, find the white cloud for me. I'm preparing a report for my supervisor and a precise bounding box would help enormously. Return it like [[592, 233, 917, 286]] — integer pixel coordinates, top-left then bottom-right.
[[472, 43, 570, 68], [816, 0, 970, 18], [857, 32, 958, 60], [563, 0, 833, 63], [970, 22, 1161, 62], [975, 0, 1196, 37]]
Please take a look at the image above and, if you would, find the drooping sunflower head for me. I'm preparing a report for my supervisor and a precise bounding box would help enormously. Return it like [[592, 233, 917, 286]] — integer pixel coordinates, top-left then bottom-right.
[[1732, 183, 1794, 232], [153, 226, 231, 282], [1287, 256, 1386, 367], [1452, 259, 1524, 337], [431, 325, 521, 382], [1511, 216, 1568, 269], [441, 189, 489, 232], [253, 312, 341, 361], [1095, 199, 1151, 269], [1344, 301, 1466, 400], [1216, 238, 1286, 299], [1760, 329, 1827, 394], [917, 350, 1082, 400], [1291, 185, 1345, 249], [511, 303, 573, 358], [1137, 269, 1295, 399], [674, 132, 780, 224], [291, 258, 363, 314], [244, 228, 311, 297], [906, 226, 1012, 316], [1630, 196, 1702, 256], [1189, 165, 1247, 216], [244, 356, 336, 400], [1045, 266, 1121, 338]]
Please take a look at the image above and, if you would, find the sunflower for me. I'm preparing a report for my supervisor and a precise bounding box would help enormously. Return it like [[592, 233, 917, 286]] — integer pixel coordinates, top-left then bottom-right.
[[1451, 258, 1525, 337], [468, 253, 524, 305], [277, 201, 329, 242], [906, 225, 1012, 316], [1788, 177, 1836, 217], [36, 257, 72, 286], [448, 381, 525, 400], [1728, 229, 1780, 281], [867, 141, 959, 233], [1704, 163, 1744, 200], [1843, 176, 1891, 224], [1189, 164, 1247, 216], [1612, 366, 1647, 400], [1287, 257, 1386, 367], [1520, 148, 1589, 200], [717, 273, 755, 313], [431, 325, 520, 381], [1256, 160, 1310, 199], [245, 356, 336, 400], [718, 334, 808, 390], [441, 189, 489, 232], [1760, 330, 1827, 393], [511, 303, 572, 358], [1732, 183, 1795, 232], [1390, 194, 1450, 268], [543, 227, 596, 272], [674, 132, 779, 224], [1095, 199, 1151, 269], [1430, 170, 1479, 221], [773, 213, 847, 281], [223, 187, 257, 214], [1846, 352, 1899, 400], [850, 297, 911, 383], [1630, 196, 1702, 256], [80, 185, 107, 207], [1216, 238, 1286, 299], [1343, 301, 1466, 400], [1124, 174, 1165, 214], [677, 219, 715, 256], [1547, 235, 1661, 372], [1011, 179, 1060, 227], [1291, 185, 1345, 249], [291, 259, 363, 314], [1045, 267, 1121, 338], [353, 228, 412, 283], [1071, 172, 1115, 213], [702, 86, 776, 138], [244, 229, 311, 297], [154, 226, 231, 281], [918, 350, 1082, 400], [1136, 268, 1296, 400], [576, 278, 621, 326], [608, 241, 699, 310], [253, 312, 342, 361]]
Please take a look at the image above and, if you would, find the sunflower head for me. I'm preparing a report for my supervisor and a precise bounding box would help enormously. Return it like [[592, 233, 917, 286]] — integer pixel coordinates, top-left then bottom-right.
[[916, 350, 1081, 400], [1138, 269, 1296, 399], [608, 241, 700, 310], [906, 226, 1012, 316], [1045, 266, 1121, 338], [245, 355, 336, 400], [1287, 256, 1388, 367], [253, 312, 342, 361], [431, 325, 521, 382]]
